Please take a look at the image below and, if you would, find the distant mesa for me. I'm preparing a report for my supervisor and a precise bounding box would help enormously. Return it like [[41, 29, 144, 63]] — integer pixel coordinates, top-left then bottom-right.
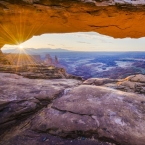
[[2, 52, 61, 67], [2, 48, 70, 54], [0, 48, 69, 65]]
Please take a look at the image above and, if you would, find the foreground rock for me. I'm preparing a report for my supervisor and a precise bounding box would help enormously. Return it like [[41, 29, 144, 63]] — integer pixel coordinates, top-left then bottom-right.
[[1, 73, 145, 145], [0, 73, 82, 131], [52, 85, 145, 145]]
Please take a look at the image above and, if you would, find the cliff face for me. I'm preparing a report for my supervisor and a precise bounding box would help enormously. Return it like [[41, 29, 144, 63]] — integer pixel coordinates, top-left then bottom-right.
[[1, 0, 145, 48]]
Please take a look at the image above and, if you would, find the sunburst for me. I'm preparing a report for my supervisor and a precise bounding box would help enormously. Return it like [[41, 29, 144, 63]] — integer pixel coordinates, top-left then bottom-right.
[[19, 45, 23, 50], [0, 4, 47, 69]]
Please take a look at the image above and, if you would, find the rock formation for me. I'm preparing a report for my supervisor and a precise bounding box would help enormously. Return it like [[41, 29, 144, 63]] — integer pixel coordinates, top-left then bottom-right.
[[4, 53, 42, 65], [44, 54, 52, 65], [117, 74, 145, 93], [43, 54, 60, 67], [0, 50, 11, 65], [1, 0, 145, 49], [83, 74, 145, 94], [83, 78, 118, 85], [54, 55, 59, 65], [1, 73, 145, 145], [0, 63, 83, 80]]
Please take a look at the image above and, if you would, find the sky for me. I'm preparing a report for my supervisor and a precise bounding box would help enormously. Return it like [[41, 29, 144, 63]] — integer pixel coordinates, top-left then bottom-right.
[[2, 32, 145, 52]]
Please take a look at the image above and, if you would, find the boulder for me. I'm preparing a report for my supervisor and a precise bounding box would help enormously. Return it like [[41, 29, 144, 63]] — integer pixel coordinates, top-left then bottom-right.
[[52, 85, 145, 145], [117, 74, 145, 93], [125, 74, 145, 83], [83, 78, 117, 85]]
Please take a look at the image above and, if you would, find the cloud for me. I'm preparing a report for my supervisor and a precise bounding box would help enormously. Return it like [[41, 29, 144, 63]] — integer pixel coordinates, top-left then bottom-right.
[[72, 32, 113, 44], [63, 46, 73, 49], [48, 44, 55, 46], [77, 41, 91, 44], [2, 45, 17, 49]]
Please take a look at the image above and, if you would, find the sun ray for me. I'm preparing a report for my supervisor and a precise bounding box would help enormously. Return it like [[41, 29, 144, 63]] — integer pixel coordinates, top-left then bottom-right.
[[0, 24, 18, 44], [0, 4, 49, 68]]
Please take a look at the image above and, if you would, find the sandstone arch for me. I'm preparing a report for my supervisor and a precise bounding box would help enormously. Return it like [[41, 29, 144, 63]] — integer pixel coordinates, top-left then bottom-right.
[[0, 0, 145, 49]]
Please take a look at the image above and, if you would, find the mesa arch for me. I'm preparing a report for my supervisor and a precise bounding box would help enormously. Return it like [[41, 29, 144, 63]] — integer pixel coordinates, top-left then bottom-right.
[[1, 0, 145, 50]]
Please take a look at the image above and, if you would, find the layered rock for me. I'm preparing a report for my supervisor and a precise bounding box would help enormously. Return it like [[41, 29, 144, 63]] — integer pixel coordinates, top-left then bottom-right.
[[1, 73, 145, 145], [83, 74, 145, 93], [0, 73, 82, 131], [83, 78, 118, 85], [0, 50, 11, 65], [0, 53, 71, 79], [117, 74, 145, 93], [0, 64, 83, 80]]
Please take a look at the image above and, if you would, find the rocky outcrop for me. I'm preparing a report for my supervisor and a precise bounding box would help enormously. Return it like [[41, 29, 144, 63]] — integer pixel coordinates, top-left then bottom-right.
[[1, 73, 145, 145], [0, 51, 11, 65], [44, 54, 53, 65], [0, 64, 83, 80], [125, 74, 145, 83], [117, 74, 145, 93], [84, 74, 145, 94], [1, 0, 145, 49], [20, 65, 69, 79], [0, 73, 82, 131], [83, 78, 118, 85]]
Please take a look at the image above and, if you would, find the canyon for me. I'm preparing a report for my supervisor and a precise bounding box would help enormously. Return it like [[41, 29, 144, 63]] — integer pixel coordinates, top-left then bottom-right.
[[1, 0, 145, 145]]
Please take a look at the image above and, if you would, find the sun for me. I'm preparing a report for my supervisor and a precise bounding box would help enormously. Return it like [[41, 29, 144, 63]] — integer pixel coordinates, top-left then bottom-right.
[[19, 45, 23, 49]]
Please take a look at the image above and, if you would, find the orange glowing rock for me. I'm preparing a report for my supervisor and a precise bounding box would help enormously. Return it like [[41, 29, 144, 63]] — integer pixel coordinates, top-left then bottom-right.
[[0, 0, 145, 48]]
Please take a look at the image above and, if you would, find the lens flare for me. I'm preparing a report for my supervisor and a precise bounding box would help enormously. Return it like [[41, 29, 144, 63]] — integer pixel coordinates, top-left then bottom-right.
[[19, 45, 23, 49]]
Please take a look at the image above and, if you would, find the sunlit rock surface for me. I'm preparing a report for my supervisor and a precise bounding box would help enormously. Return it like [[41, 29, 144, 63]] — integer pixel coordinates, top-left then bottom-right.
[[0, 50, 11, 65], [117, 74, 145, 93], [1, 0, 145, 48], [85, 74, 145, 93], [83, 78, 118, 85], [0, 64, 83, 80], [1, 73, 145, 145]]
